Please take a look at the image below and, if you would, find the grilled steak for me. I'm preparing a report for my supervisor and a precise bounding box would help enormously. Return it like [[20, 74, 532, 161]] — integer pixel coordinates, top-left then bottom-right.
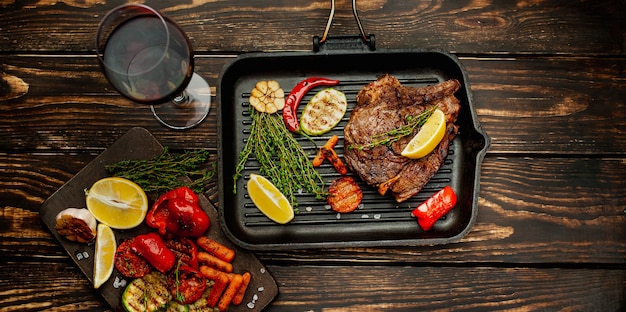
[[343, 74, 461, 202]]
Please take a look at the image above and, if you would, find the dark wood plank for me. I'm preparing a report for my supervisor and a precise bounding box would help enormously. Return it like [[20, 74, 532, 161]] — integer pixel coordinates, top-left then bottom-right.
[[0, 262, 623, 311], [2, 55, 625, 154], [0, 0, 623, 54], [2, 153, 624, 264]]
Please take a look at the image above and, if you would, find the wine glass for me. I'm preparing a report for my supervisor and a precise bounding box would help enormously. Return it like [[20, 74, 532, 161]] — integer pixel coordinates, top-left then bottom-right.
[[95, 4, 210, 130]]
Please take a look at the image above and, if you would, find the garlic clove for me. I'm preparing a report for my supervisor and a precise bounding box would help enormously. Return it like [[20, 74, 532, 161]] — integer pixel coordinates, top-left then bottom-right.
[[55, 208, 97, 243]]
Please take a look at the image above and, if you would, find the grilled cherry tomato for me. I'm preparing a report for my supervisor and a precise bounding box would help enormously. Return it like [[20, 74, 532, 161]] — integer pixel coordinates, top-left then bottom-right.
[[411, 186, 457, 231], [167, 265, 207, 304], [114, 237, 152, 278], [165, 237, 199, 269], [327, 176, 363, 213], [283, 77, 340, 132]]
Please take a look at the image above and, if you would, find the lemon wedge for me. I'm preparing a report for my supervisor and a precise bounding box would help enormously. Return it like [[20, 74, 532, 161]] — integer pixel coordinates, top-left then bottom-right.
[[401, 108, 447, 159], [93, 223, 116, 289], [86, 177, 148, 229], [247, 173, 294, 224]]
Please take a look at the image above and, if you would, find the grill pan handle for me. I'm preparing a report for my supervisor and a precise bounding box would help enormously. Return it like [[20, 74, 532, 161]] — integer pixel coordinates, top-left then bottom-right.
[[313, 0, 375, 52]]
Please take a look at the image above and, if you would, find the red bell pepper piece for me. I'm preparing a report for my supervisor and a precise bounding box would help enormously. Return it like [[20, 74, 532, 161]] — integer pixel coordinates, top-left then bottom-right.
[[146, 186, 209, 238], [146, 187, 198, 235], [131, 232, 176, 273], [145, 200, 169, 236], [166, 198, 210, 237], [411, 186, 457, 231]]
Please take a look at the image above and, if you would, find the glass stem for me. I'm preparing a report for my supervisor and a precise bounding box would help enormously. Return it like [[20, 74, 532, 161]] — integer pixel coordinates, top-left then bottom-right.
[[172, 92, 190, 107]]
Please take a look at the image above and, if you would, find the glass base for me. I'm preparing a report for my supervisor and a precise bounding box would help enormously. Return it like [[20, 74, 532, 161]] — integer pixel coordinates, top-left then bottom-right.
[[151, 72, 211, 130]]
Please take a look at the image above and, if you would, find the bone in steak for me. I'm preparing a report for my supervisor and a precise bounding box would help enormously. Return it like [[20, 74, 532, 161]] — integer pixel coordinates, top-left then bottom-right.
[[343, 74, 461, 202]]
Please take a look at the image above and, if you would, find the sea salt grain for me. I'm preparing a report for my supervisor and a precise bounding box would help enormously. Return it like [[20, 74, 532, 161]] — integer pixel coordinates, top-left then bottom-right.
[[374, 214, 381, 219], [258, 286, 265, 292], [305, 206, 313, 212], [361, 214, 369, 218], [113, 276, 127, 289], [247, 302, 255, 309], [260, 267, 266, 274], [336, 213, 341, 219], [75, 251, 89, 260]]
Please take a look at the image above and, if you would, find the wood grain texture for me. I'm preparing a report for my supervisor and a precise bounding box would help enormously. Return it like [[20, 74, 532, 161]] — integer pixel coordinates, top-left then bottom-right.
[[0, 0, 624, 54], [2, 155, 624, 264], [1, 0, 625, 310], [1, 263, 623, 311], [2, 55, 625, 154]]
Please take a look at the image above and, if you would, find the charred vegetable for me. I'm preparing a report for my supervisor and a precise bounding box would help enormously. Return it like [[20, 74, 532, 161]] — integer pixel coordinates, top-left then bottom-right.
[[327, 177, 363, 213], [411, 186, 457, 231], [122, 272, 171, 312], [300, 88, 347, 136], [283, 77, 340, 132]]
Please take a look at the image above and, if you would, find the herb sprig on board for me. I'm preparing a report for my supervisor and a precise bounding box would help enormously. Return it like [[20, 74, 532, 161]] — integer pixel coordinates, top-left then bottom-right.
[[233, 108, 326, 209], [106, 147, 215, 195]]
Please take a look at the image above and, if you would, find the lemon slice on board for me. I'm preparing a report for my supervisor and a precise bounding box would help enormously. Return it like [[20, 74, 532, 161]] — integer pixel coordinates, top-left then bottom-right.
[[247, 173, 294, 224], [93, 223, 116, 289], [86, 177, 148, 229], [401, 108, 447, 159]]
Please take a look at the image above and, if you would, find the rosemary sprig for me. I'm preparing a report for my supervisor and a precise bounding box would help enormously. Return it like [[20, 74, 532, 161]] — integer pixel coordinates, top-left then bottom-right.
[[106, 147, 215, 195], [349, 105, 437, 151], [233, 108, 326, 210]]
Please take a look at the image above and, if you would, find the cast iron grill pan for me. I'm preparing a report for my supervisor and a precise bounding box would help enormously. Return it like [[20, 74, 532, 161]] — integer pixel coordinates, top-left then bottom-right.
[[217, 50, 489, 250]]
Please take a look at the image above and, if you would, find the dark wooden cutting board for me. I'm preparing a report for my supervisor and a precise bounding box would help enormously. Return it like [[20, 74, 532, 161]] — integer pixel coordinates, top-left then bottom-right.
[[40, 127, 278, 311]]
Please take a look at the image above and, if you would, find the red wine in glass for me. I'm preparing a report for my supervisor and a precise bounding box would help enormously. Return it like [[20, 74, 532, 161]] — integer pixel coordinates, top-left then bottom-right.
[[96, 4, 210, 129]]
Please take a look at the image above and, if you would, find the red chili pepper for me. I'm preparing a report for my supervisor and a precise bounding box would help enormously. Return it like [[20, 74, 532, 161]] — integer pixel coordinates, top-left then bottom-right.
[[411, 186, 457, 231], [146, 186, 199, 236], [131, 232, 176, 273], [283, 77, 340, 132], [166, 197, 210, 238]]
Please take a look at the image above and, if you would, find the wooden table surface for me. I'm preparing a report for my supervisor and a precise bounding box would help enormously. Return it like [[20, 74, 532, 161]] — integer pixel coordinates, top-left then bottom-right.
[[1, 1, 625, 311]]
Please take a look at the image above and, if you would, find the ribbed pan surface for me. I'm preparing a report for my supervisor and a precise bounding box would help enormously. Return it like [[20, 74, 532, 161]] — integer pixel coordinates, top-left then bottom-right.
[[217, 50, 489, 249]]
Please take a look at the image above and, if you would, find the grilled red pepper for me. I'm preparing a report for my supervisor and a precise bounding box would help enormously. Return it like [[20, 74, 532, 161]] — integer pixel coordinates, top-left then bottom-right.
[[131, 232, 176, 273], [166, 197, 210, 237], [146, 186, 199, 236], [411, 186, 457, 231], [146, 186, 210, 238], [283, 77, 340, 132]]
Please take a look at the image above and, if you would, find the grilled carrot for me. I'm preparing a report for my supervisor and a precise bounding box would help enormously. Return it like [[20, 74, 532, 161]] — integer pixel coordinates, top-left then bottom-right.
[[312, 135, 339, 167], [232, 271, 251, 305], [198, 251, 233, 273], [321, 146, 348, 174], [199, 265, 221, 280], [206, 272, 230, 307], [197, 236, 236, 263], [217, 273, 244, 311]]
